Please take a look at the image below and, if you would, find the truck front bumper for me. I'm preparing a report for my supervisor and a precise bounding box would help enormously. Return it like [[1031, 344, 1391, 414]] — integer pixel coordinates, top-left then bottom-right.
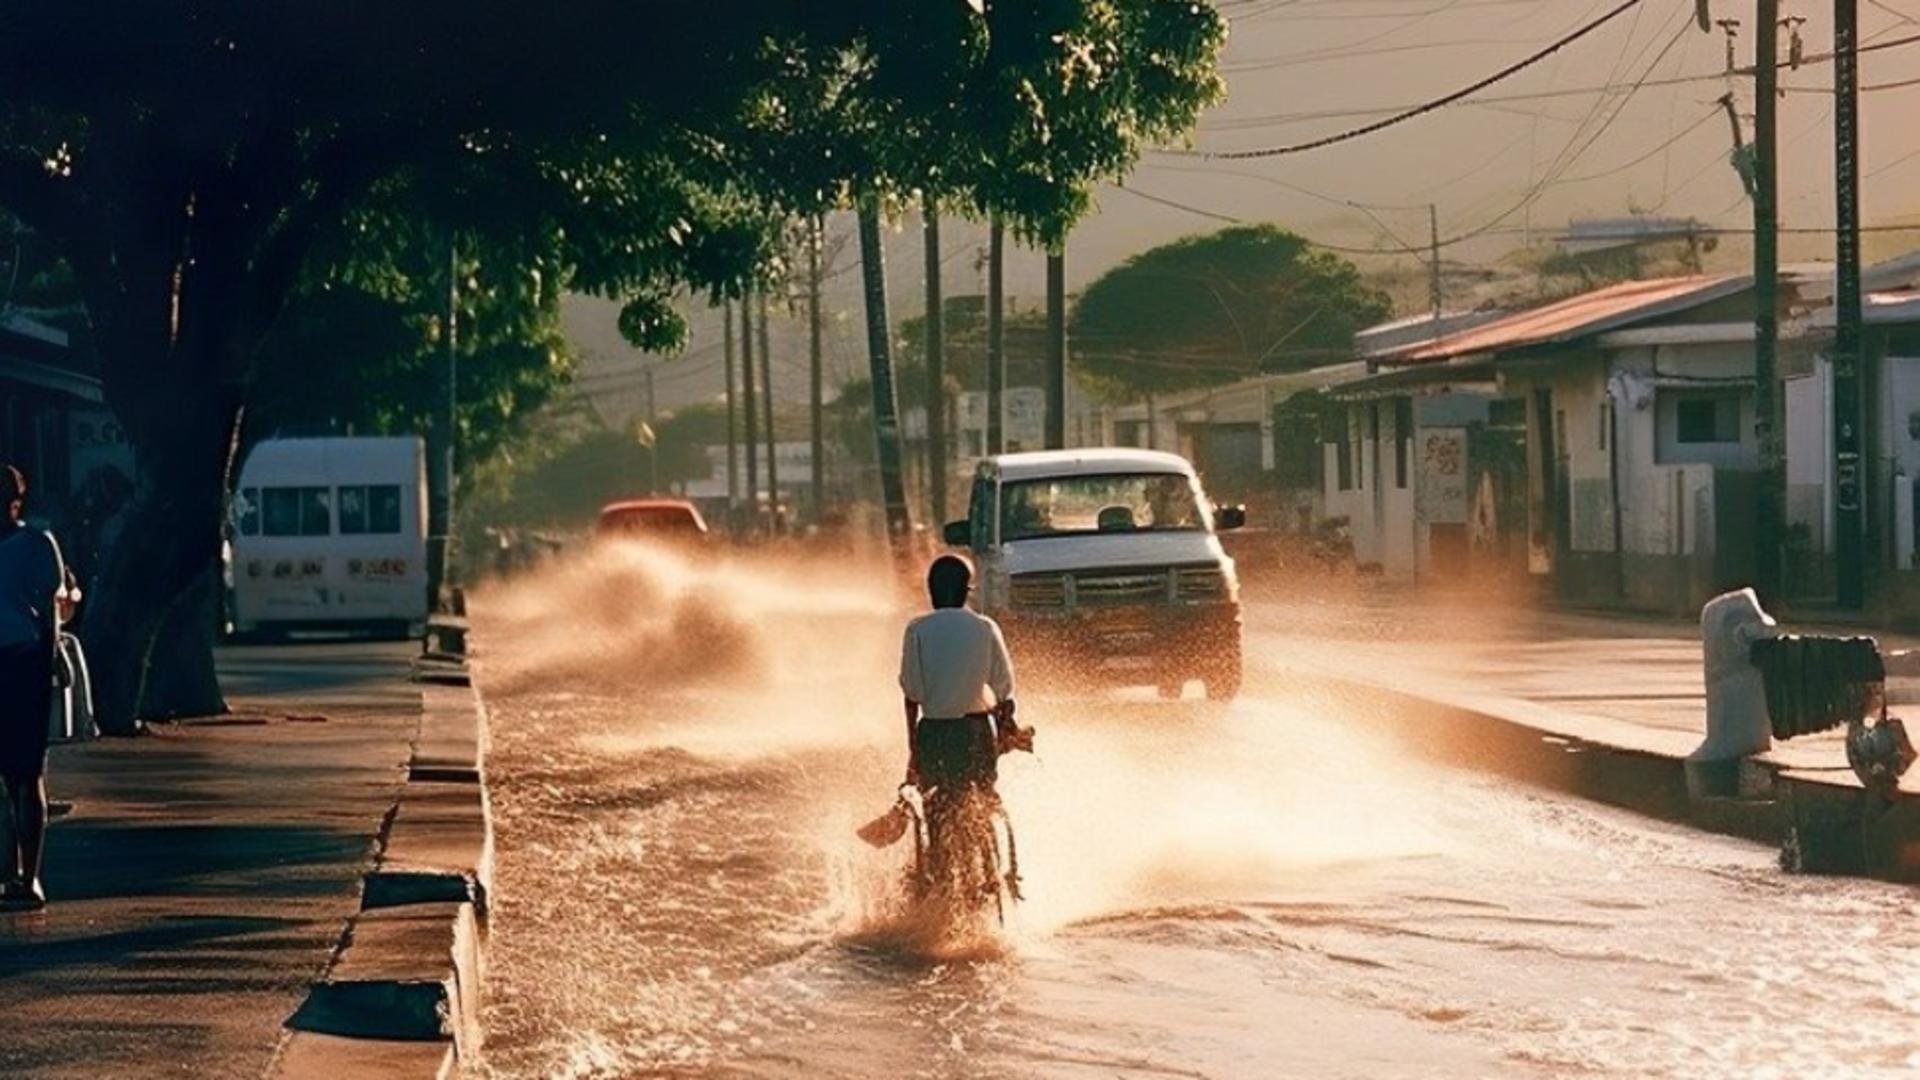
[[999, 602, 1241, 676]]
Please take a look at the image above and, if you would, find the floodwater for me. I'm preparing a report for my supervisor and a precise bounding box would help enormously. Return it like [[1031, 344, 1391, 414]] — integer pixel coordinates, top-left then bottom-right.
[[471, 542, 1920, 1080]]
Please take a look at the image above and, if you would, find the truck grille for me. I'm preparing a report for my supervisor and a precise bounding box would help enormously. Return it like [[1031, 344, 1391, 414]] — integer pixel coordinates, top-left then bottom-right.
[[1174, 565, 1227, 600], [1073, 569, 1170, 606], [1009, 573, 1068, 608]]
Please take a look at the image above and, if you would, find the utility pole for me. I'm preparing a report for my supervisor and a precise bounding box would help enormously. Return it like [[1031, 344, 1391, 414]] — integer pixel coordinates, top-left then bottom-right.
[[1751, 0, 1784, 601], [741, 291, 759, 524], [808, 215, 825, 524], [1834, 0, 1866, 607], [923, 200, 948, 523], [758, 288, 779, 530], [987, 218, 1006, 456], [1428, 205, 1443, 322], [1045, 245, 1067, 450], [857, 200, 913, 551], [645, 367, 659, 495], [427, 228, 458, 612], [723, 299, 738, 511]]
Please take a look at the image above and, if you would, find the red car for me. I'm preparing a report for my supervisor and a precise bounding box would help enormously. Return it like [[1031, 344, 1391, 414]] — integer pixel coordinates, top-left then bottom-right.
[[594, 498, 710, 541]]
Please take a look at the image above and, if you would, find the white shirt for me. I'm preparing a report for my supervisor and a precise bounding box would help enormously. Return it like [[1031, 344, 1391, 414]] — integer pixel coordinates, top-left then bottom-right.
[[899, 607, 1016, 719]]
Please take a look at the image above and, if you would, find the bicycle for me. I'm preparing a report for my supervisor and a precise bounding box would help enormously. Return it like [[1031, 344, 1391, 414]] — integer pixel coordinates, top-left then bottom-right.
[[902, 779, 1022, 925]]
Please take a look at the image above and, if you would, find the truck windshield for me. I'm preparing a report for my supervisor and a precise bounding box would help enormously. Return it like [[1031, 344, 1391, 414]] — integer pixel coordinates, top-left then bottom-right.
[[1000, 472, 1206, 541]]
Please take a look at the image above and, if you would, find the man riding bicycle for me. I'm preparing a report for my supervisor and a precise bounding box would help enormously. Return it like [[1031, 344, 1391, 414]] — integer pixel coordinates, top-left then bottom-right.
[[899, 555, 1029, 796]]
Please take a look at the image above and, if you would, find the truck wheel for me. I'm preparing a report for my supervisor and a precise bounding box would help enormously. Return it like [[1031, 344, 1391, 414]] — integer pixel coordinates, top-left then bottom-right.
[[1205, 666, 1241, 702], [1203, 647, 1243, 703]]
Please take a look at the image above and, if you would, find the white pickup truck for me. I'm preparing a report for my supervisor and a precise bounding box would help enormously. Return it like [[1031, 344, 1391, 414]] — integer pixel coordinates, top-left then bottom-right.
[[942, 448, 1245, 701]]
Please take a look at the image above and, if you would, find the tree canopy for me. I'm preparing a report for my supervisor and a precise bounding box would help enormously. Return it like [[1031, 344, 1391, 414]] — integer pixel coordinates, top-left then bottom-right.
[[248, 196, 574, 485], [1071, 225, 1392, 400], [0, 2, 1227, 728]]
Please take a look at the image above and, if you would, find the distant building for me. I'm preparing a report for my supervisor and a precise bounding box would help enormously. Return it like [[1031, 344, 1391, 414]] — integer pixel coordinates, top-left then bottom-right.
[[0, 313, 133, 579], [1551, 217, 1712, 277]]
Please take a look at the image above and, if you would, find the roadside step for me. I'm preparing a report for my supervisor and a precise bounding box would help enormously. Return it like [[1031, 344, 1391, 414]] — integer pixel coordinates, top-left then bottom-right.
[[363, 780, 494, 912], [412, 683, 489, 783], [274, 901, 482, 1078], [274, 659, 494, 1079]]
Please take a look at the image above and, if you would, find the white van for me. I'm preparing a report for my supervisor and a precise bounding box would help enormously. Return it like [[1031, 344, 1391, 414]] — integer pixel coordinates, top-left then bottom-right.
[[229, 436, 430, 638], [943, 448, 1245, 700]]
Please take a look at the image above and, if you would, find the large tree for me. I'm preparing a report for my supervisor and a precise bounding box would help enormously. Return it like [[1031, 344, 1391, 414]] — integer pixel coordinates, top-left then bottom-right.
[[0, 2, 1224, 732], [1072, 225, 1392, 400], [248, 200, 575, 482]]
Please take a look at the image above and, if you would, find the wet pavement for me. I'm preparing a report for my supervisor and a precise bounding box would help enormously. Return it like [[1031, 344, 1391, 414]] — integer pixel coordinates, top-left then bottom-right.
[[471, 546, 1920, 1080]]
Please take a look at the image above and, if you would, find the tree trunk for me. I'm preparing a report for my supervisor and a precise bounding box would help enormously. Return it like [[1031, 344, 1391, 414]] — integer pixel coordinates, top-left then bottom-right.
[[922, 200, 948, 523], [71, 204, 252, 734], [857, 202, 912, 551], [1046, 245, 1067, 451], [808, 217, 825, 523], [987, 218, 1005, 456], [758, 290, 778, 527], [82, 382, 242, 733], [137, 567, 226, 721], [741, 293, 759, 522], [723, 298, 739, 511]]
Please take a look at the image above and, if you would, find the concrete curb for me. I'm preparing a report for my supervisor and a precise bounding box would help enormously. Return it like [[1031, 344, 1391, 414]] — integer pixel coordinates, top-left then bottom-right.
[[1286, 663, 1920, 885], [271, 678, 494, 1079]]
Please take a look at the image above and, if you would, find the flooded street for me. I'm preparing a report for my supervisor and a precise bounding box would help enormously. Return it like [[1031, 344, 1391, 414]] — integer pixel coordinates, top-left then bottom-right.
[[471, 544, 1920, 1079]]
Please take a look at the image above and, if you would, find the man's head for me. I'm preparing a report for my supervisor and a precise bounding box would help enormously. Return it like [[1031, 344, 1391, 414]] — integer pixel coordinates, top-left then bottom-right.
[[1, 465, 25, 524], [926, 554, 973, 609]]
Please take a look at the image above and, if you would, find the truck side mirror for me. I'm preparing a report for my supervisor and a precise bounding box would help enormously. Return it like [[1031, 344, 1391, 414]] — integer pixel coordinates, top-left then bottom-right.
[[942, 519, 971, 546], [1215, 505, 1247, 531]]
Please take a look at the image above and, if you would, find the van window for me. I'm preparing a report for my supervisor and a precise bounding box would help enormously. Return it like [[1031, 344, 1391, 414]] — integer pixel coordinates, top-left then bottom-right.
[[237, 488, 260, 536], [338, 485, 403, 535], [262, 486, 332, 536]]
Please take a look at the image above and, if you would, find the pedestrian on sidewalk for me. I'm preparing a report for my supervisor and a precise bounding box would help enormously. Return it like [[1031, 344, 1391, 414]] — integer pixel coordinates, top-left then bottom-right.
[[0, 465, 74, 912]]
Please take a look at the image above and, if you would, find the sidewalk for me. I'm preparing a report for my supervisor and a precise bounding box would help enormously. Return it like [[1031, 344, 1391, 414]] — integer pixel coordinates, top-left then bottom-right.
[[1250, 593, 1920, 878], [1256, 592, 1920, 781], [0, 642, 420, 1080]]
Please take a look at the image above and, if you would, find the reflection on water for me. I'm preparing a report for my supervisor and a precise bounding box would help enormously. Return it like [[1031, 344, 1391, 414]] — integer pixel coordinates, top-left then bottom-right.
[[472, 541, 1920, 1080]]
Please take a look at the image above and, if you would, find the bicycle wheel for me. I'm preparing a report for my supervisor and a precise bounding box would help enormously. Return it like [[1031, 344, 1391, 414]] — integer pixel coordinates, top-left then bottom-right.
[[921, 784, 1011, 925]]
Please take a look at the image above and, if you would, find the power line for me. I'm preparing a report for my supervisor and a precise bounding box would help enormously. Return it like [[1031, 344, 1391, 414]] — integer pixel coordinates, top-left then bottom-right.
[[1171, 0, 1650, 159], [1191, 28, 1920, 138], [1198, 72, 1701, 131], [1555, 105, 1719, 184], [1224, 35, 1554, 75], [1131, 45, 1718, 260], [1108, 183, 1440, 257], [1138, 159, 1429, 212]]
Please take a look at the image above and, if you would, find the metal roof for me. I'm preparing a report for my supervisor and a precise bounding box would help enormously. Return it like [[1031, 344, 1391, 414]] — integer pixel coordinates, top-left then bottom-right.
[[988, 448, 1194, 481], [1105, 362, 1369, 423], [1328, 358, 1498, 401], [1354, 310, 1506, 357], [1859, 289, 1920, 326], [1381, 274, 1749, 365]]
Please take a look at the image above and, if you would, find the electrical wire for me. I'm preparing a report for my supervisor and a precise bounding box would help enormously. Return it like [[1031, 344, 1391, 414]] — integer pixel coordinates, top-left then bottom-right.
[[1107, 183, 1439, 257], [1137, 21, 1716, 261], [1171, 0, 1650, 158], [1193, 28, 1920, 138], [1555, 102, 1719, 184]]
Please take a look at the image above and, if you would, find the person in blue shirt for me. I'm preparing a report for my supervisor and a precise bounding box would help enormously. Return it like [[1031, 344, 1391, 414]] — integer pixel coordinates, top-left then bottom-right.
[[0, 466, 71, 912]]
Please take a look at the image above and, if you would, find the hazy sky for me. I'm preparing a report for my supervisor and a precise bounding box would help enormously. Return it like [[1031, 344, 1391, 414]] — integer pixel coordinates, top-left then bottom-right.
[[571, 0, 1920, 418]]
